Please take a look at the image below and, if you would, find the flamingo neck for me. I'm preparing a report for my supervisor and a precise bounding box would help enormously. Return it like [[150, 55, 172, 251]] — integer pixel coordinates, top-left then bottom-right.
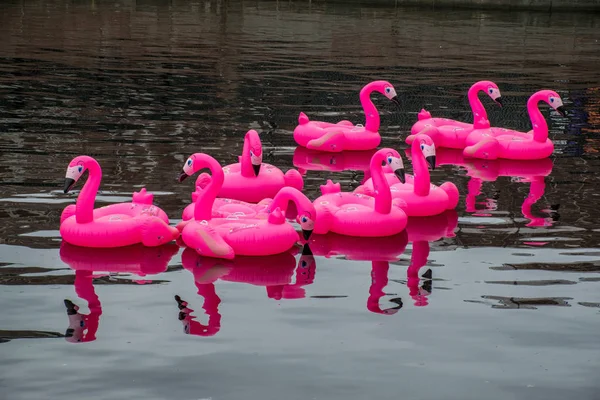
[[76, 160, 102, 224], [194, 157, 225, 221], [521, 176, 545, 218], [269, 187, 300, 214], [408, 241, 430, 277], [528, 94, 549, 142], [411, 141, 431, 196], [370, 153, 392, 214], [240, 132, 254, 177], [467, 82, 488, 124], [360, 82, 381, 132], [367, 261, 389, 314], [466, 177, 483, 213]]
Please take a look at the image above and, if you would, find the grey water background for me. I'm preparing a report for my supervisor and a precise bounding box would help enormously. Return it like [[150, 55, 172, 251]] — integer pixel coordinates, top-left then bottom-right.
[[1, 1, 599, 399]]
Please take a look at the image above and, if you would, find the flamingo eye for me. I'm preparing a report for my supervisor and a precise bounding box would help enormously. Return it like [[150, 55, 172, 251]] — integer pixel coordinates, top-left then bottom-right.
[[489, 89, 493, 94], [77, 166, 83, 173], [550, 97, 555, 103], [187, 159, 192, 166], [387, 156, 393, 164], [420, 144, 425, 150], [385, 87, 391, 93], [250, 151, 254, 156], [301, 261, 307, 267], [301, 216, 307, 223]]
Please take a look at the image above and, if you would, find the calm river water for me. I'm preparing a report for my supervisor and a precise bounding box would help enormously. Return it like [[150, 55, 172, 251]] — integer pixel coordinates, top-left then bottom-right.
[[1, 1, 599, 399]]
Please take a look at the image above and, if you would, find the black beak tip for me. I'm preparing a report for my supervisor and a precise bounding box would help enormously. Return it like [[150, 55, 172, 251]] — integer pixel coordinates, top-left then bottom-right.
[[253, 163, 261, 176], [63, 178, 75, 194], [495, 97, 503, 107], [426, 156, 436, 170], [301, 243, 313, 255], [394, 169, 406, 184], [302, 229, 313, 240], [177, 171, 189, 182], [391, 95, 401, 107], [556, 106, 567, 117]]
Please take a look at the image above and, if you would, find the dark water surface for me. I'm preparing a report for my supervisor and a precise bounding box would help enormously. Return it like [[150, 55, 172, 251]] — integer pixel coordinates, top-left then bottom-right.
[[1, 1, 600, 399]]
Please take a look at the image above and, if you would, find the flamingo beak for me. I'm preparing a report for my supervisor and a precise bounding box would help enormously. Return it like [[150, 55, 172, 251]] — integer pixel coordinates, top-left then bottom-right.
[[426, 156, 436, 170], [390, 95, 401, 107], [178, 170, 189, 182], [394, 168, 406, 184], [302, 229, 313, 240], [495, 97, 503, 107], [253, 163, 261, 176], [301, 243, 313, 255], [556, 106, 567, 117], [63, 178, 76, 194]]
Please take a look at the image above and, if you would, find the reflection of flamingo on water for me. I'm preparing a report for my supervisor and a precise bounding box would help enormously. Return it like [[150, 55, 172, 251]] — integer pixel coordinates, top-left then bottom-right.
[[409, 147, 558, 226], [176, 245, 314, 336], [59, 241, 179, 343], [293, 146, 378, 184], [309, 210, 457, 312]]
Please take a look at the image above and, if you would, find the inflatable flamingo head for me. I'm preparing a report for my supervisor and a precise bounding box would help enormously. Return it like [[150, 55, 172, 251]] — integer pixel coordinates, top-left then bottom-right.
[[473, 80, 502, 107], [245, 130, 263, 176], [536, 90, 567, 117], [178, 153, 221, 183], [294, 192, 316, 240], [413, 133, 437, 170], [365, 80, 400, 106], [376, 148, 406, 184], [64, 155, 96, 193]]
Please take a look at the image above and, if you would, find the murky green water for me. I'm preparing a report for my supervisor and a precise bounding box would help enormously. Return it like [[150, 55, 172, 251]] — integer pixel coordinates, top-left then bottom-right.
[[1, 1, 599, 399]]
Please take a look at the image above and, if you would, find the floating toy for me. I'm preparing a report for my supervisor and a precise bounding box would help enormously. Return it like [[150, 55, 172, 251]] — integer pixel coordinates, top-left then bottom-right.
[[183, 180, 304, 222], [293, 80, 400, 152], [60, 241, 179, 342], [176, 246, 312, 335], [312, 148, 408, 237], [60, 156, 179, 248], [176, 153, 315, 259], [356, 133, 459, 216], [194, 129, 303, 203], [292, 146, 377, 184], [462, 90, 567, 160], [407, 80, 503, 149]]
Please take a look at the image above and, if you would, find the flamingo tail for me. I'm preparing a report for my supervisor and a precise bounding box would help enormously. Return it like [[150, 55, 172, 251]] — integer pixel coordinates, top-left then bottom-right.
[[284, 168, 304, 191]]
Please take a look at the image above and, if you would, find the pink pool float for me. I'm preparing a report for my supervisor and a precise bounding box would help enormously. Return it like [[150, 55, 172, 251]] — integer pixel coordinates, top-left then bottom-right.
[[407, 80, 502, 149], [356, 132, 459, 217], [176, 153, 315, 259], [293, 80, 400, 152], [193, 129, 303, 203], [59, 156, 179, 248], [293, 146, 377, 184], [60, 241, 179, 342], [462, 90, 567, 160], [312, 148, 408, 237]]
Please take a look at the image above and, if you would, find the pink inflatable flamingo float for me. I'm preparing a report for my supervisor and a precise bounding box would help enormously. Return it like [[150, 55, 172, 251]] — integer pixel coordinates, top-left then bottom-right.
[[60, 156, 179, 248], [192, 129, 303, 203], [312, 148, 408, 237], [356, 132, 459, 217], [292, 146, 377, 184], [177, 245, 307, 335], [176, 153, 315, 259], [293, 80, 400, 152], [60, 241, 179, 342], [407, 80, 503, 148], [462, 90, 567, 160]]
